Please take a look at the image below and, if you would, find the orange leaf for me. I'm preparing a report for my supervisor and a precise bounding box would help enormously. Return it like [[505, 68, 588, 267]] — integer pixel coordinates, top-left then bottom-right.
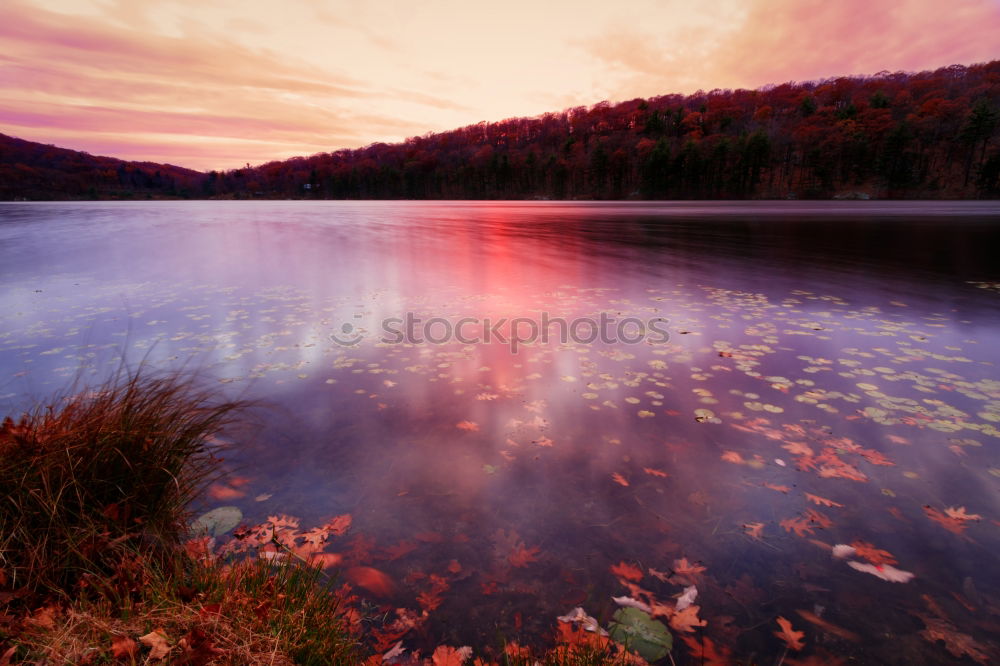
[[744, 522, 765, 539], [850, 540, 897, 566], [923, 506, 971, 535], [456, 421, 479, 432], [431, 645, 473, 665], [673, 557, 707, 580], [610, 561, 643, 582], [670, 605, 708, 633], [804, 493, 843, 507], [345, 566, 396, 597], [323, 513, 352, 536], [643, 467, 669, 478], [782, 442, 814, 456], [611, 472, 630, 487], [680, 635, 733, 665], [508, 543, 540, 567], [207, 483, 246, 500], [774, 616, 805, 650], [721, 451, 744, 464], [111, 635, 138, 659], [763, 482, 790, 493]]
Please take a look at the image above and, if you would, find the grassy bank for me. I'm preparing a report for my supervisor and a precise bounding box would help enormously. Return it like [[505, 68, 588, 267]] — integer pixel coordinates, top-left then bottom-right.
[[0, 369, 360, 664]]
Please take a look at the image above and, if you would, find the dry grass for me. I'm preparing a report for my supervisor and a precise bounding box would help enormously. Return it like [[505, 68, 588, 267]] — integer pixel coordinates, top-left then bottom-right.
[[12, 556, 360, 664], [0, 368, 361, 664]]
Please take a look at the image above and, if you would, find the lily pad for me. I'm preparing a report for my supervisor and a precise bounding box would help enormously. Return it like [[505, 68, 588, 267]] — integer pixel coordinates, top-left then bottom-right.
[[608, 607, 672, 662], [191, 506, 242, 537]]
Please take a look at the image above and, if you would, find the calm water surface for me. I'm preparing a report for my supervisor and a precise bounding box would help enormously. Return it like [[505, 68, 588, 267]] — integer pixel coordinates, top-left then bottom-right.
[[2, 201, 1000, 663]]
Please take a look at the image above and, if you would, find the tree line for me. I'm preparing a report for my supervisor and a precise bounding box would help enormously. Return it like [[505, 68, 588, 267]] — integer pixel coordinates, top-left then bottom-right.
[[3, 60, 999, 200]]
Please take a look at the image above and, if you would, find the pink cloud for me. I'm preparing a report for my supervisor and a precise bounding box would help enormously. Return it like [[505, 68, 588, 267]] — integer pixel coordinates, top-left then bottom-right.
[[582, 0, 1000, 98], [0, 0, 457, 169]]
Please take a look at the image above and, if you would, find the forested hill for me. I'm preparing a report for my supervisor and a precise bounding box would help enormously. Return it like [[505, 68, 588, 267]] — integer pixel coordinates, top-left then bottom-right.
[[4, 59, 1000, 201], [0, 133, 203, 200]]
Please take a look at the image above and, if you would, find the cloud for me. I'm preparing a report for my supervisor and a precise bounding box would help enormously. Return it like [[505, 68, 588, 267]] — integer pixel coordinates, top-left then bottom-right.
[[0, 0, 456, 169], [579, 0, 1000, 100]]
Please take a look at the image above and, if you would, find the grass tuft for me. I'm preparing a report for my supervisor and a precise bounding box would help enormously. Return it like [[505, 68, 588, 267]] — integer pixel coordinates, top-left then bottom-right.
[[0, 367, 247, 594]]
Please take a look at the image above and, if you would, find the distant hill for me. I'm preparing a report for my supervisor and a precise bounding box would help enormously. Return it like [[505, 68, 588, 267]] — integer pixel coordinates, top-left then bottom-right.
[[3, 59, 1000, 201], [0, 134, 203, 200]]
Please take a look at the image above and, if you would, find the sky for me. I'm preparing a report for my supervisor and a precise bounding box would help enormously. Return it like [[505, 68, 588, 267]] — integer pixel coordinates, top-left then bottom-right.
[[2, 0, 999, 171]]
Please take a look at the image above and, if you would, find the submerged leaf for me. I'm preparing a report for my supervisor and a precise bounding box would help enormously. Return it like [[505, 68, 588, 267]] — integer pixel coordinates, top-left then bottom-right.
[[774, 616, 805, 650]]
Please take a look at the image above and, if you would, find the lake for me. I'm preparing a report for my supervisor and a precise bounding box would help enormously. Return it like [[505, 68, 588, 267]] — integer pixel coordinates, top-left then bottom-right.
[[2, 201, 1000, 664]]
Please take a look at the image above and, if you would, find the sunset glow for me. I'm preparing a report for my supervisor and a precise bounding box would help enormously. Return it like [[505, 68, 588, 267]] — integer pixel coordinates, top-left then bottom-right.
[[2, 0, 999, 171]]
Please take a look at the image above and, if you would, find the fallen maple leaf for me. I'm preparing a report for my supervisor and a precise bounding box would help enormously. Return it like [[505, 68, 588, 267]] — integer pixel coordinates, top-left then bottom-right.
[[139, 629, 171, 660], [780, 510, 832, 537], [323, 513, 352, 536], [774, 616, 805, 650], [680, 635, 733, 665], [850, 540, 897, 566], [924, 506, 971, 535], [782, 442, 814, 456], [456, 420, 479, 432], [610, 561, 643, 582], [670, 605, 708, 633], [804, 493, 843, 507], [508, 543, 540, 567], [673, 557, 707, 581], [763, 482, 791, 493], [110, 635, 138, 659], [721, 451, 744, 464], [611, 472, 630, 487], [744, 522, 765, 539], [431, 645, 473, 665], [643, 467, 669, 478], [859, 448, 894, 466]]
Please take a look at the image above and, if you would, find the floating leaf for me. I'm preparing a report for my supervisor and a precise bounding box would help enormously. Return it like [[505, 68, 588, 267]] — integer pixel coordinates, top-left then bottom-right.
[[847, 561, 914, 583], [190, 506, 242, 538], [608, 607, 673, 662]]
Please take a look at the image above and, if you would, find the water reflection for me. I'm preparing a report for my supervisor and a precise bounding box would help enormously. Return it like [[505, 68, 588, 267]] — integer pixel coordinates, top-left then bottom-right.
[[2, 201, 1000, 663]]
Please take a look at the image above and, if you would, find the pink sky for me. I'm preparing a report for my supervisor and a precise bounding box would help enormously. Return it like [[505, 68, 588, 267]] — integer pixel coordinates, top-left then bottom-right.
[[2, 0, 999, 171]]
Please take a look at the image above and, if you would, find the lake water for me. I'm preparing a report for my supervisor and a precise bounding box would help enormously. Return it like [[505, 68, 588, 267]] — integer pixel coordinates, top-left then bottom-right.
[[2, 201, 1000, 663]]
